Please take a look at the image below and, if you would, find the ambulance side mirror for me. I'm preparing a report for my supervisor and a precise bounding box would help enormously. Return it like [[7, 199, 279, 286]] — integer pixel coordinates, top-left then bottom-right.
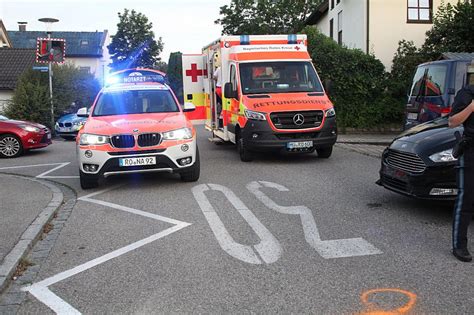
[[323, 79, 334, 98], [224, 82, 237, 99], [183, 102, 196, 112], [77, 107, 89, 117]]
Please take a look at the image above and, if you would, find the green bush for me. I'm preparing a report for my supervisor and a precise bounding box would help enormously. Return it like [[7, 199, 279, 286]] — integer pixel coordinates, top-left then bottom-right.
[[303, 27, 404, 129], [4, 65, 101, 128]]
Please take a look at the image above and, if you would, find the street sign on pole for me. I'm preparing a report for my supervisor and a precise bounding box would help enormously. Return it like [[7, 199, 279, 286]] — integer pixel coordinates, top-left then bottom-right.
[[32, 66, 49, 72]]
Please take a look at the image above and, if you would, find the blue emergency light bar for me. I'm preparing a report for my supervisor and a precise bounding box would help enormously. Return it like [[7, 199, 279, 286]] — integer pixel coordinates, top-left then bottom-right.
[[106, 69, 166, 86]]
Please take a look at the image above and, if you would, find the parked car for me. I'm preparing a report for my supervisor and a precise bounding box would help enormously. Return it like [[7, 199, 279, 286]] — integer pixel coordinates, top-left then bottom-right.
[[0, 115, 52, 158], [377, 117, 460, 200], [404, 53, 474, 130], [55, 112, 87, 140]]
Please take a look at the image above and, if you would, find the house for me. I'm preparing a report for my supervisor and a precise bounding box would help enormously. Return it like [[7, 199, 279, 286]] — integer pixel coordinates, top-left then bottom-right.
[[305, 0, 460, 70], [8, 23, 111, 85], [0, 48, 36, 111], [0, 20, 12, 48]]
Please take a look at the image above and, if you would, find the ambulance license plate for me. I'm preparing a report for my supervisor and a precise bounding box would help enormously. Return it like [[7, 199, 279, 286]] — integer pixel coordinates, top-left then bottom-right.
[[407, 113, 418, 120], [119, 157, 156, 167], [287, 141, 313, 149]]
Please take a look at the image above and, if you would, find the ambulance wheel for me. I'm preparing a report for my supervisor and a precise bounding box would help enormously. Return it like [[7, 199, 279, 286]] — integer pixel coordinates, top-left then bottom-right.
[[317, 146, 333, 158], [80, 170, 99, 189], [180, 148, 200, 182], [237, 137, 253, 162]]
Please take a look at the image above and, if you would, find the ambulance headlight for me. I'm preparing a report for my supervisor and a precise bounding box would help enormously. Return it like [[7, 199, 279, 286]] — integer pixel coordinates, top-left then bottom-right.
[[244, 109, 266, 121], [325, 108, 336, 117], [80, 134, 109, 145], [162, 128, 193, 140], [429, 149, 457, 163]]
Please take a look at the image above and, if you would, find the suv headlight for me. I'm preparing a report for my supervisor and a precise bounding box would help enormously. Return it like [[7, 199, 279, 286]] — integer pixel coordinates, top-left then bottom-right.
[[21, 125, 41, 133], [325, 108, 336, 117], [162, 128, 193, 140], [244, 109, 266, 121], [80, 134, 109, 145], [429, 149, 457, 163]]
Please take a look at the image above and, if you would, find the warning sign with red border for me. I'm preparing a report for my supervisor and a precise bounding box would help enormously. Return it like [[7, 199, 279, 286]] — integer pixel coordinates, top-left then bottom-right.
[[36, 38, 66, 64]]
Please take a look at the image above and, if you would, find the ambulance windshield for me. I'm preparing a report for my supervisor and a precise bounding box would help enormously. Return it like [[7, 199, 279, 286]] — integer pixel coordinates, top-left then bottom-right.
[[92, 90, 179, 116], [239, 61, 323, 95]]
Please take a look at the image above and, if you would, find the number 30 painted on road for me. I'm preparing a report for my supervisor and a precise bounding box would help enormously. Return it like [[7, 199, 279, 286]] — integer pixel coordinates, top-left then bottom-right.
[[192, 181, 382, 264]]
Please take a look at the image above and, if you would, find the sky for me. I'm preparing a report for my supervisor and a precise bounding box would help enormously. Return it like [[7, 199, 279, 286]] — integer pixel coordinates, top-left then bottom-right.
[[0, 0, 229, 62]]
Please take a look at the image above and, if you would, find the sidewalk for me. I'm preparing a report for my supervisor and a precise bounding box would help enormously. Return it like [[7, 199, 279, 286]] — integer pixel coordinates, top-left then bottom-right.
[[337, 133, 398, 146], [0, 174, 63, 293]]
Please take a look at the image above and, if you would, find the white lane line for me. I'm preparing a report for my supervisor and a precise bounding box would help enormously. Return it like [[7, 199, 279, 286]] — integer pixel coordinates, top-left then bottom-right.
[[36, 162, 72, 179], [0, 162, 67, 170], [23, 184, 192, 315], [247, 181, 382, 259], [192, 184, 282, 265]]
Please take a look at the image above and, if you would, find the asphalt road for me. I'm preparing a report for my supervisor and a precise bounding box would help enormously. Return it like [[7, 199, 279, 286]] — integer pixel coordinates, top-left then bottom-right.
[[0, 127, 472, 314]]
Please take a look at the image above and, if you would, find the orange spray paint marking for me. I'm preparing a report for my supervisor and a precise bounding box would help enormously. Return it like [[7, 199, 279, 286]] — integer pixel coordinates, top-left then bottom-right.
[[359, 288, 417, 315]]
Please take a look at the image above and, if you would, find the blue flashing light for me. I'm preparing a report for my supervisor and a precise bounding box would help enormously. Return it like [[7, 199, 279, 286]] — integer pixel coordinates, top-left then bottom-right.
[[240, 35, 250, 45], [288, 34, 297, 44]]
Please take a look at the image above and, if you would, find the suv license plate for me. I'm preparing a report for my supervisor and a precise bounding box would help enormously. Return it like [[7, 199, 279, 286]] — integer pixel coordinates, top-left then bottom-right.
[[287, 141, 313, 149], [119, 157, 156, 167]]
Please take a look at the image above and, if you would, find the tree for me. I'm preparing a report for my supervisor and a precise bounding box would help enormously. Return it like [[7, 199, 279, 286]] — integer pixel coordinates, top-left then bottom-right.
[[4, 65, 101, 128], [167, 52, 184, 104], [215, 0, 323, 35], [108, 9, 164, 71], [422, 1, 474, 59]]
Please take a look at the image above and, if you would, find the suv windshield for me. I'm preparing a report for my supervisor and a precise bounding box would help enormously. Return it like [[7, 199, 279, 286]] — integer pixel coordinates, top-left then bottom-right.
[[92, 90, 179, 117], [239, 61, 323, 95], [410, 64, 447, 98]]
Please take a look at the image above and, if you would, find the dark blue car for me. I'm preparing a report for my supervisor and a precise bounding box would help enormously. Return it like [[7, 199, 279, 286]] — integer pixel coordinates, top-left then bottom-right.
[[55, 113, 87, 140]]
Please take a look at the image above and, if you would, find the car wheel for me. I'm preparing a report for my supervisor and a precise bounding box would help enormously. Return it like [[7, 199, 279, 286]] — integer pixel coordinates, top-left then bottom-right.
[[80, 170, 99, 189], [237, 136, 253, 162], [180, 147, 200, 182], [316, 146, 333, 158], [0, 134, 23, 158]]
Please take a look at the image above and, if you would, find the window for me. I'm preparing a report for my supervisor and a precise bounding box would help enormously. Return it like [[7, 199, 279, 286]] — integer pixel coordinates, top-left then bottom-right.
[[337, 11, 343, 45], [79, 66, 91, 73], [407, 0, 432, 23], [239, 61, 323, 95], [329, 19, 334, 39], [331, 0, 335, 10], [409, 65, 447, 98], [230, 64, 237, 96]]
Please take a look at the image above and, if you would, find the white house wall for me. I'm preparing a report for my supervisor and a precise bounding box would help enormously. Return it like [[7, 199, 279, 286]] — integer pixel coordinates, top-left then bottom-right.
[[327, 0, 367, 51], [369, 0, 459, 70], [0, 90, 13, 113]]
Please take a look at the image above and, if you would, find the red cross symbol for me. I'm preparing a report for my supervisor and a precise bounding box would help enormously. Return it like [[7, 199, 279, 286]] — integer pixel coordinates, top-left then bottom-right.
[[295, 46, 301, 51], [186, 63, 208, 82]]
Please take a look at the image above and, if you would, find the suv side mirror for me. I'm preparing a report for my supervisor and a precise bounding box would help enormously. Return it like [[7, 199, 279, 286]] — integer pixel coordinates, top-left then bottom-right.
[[183, 102, 196, 112], [77, 107, 89, 117], [224, 82, 237, 99]]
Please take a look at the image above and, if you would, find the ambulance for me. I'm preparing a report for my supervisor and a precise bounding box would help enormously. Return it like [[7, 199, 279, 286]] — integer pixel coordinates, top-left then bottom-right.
[[182, 34, 337, 161], [76, 69, 200, 189]]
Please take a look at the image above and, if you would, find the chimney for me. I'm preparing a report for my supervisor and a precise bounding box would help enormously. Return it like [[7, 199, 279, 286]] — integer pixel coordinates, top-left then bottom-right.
[[18, 22, 27, 32]]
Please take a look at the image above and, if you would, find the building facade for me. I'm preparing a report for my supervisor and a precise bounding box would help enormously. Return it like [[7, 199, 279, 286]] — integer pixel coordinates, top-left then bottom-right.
[[306, 0, 460, 69], [0, 20, 12, 48]]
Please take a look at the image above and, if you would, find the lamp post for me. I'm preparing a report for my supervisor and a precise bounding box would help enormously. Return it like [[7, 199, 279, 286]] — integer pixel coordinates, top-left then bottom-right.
[[38, 18, 59, 132]]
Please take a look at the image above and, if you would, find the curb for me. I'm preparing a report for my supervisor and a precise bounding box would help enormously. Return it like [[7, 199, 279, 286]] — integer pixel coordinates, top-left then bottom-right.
[[0, 175, 64, 294]]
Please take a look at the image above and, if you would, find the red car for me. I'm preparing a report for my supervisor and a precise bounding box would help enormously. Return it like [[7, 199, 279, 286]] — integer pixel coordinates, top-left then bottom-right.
[[0, 115, 52, 158]]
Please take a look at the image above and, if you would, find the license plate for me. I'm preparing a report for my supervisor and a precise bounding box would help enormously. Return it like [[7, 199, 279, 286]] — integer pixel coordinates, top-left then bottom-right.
[[119, 157, 156, 167], [407, 113, 418, 120], [384, 165, 407, 180], [287, 141, 313, 149]]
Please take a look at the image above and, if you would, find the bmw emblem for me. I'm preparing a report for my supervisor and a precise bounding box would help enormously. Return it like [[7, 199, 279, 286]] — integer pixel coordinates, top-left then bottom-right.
[[133, 129, 139, 133]]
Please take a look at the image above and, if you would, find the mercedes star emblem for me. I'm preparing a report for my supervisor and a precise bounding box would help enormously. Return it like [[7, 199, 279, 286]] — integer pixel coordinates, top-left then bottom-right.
[[293, 114, 305, 126], [133, 129, 139, 133]]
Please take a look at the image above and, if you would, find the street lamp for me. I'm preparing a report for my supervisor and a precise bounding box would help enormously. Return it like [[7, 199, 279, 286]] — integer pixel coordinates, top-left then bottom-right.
[[38, 17, 59, 132]]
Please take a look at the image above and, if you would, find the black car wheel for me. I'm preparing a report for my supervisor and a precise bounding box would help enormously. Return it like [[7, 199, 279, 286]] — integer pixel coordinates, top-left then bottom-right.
[[237, 133, 253, 162], [0, 134, 23, 158], [80, 170, 99, 189], [317, 146, 333, 158]]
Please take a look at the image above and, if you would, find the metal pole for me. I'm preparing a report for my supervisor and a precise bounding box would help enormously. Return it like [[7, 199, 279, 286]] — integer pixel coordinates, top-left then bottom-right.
[[47, 32, 54, 133]]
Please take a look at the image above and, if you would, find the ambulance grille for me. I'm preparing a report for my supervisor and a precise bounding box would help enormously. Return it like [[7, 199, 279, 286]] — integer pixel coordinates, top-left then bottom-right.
[[138, 133, 161, 147], [111, 134, 135, 148], [386, 149, 426, 173], [270, 110, 324, 129]]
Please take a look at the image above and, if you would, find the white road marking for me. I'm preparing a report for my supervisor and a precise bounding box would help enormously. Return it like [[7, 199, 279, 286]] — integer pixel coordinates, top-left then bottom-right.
[[247, 181, 382, 259], [0, 162, 68, 170], [23, 185, 192, 314], [37, 162, 79, 179], [192, 184, 282, 264]]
